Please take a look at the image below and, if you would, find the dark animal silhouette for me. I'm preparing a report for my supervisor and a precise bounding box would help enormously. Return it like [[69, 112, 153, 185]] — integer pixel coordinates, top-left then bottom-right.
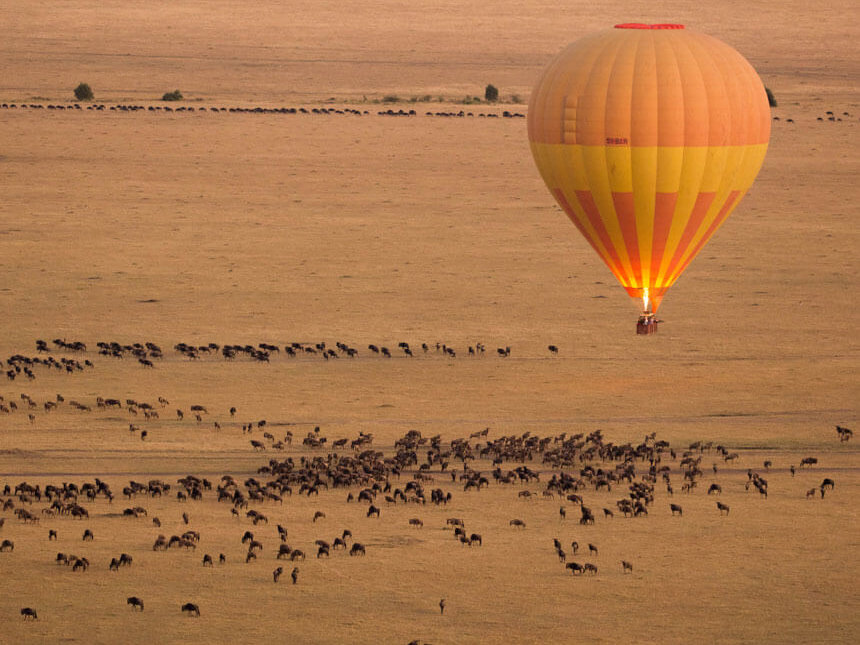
[[127, 597, 144, 611], [21, 607, 38, 620], [181, 602, 200, 617]]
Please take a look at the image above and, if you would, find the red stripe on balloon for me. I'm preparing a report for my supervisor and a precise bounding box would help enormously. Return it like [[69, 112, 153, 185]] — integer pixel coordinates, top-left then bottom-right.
[[672, 190, 741, 280], [612, 192, 642, 285], [651, 192, 678, 286], [662, 192, 716, 283], [573, 190, 631, 284]]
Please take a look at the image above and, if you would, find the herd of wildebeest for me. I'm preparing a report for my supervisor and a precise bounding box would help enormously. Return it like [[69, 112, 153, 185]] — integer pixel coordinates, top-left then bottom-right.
[[0, 101, 526, 120], [0, 338, 852, 626]]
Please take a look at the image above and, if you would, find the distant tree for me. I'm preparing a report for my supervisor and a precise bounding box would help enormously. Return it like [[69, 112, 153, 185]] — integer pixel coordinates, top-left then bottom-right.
[[765, 86, 777, 108], [484, 84, 499, 102], [162, 89, 183, 101], [74, 83, 94, 101]]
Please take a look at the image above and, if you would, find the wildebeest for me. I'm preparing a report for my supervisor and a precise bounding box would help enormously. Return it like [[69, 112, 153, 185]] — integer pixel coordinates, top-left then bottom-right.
[[202, 554, 213, 566], [799, 457, 818, 468], [366, 505, 380, 518], [707, 484, 722, 495], [313, 511, 326, 522], [821, 478, 835, 491], [509, 519, 526, 528], [350, 543, 366, 556], [621, 560, 633, 573], [566, 562, 583, 575], [273, 566, 283, 582], [290, 549, 306, 561], [408, 518, 423, 528], [127, 596, 144, 611], [181, 602, 200, 617], [588, 543, 598, 556], [277, 544, 292, 559], [469, 533, 482, 546], [670, 503, 683, 516], [584, 563, 598, 575], [571, 541, 579, 554], [1, 539, 15, 551], [716, 501, 730, 515], [291, 567, 299, 584], [48, 529, 57, 541], [21, 607, 38, 620]]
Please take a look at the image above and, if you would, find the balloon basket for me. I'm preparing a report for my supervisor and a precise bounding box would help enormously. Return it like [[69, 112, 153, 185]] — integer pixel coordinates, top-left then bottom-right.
[[636, 313, 658, 335]]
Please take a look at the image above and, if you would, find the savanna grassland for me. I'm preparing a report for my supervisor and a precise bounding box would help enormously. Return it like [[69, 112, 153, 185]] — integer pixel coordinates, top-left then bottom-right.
[[0, 1, 858, 643]]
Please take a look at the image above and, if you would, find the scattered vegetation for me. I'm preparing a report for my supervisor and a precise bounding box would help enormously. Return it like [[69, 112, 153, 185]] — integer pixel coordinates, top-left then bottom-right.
[[765, 86, 777, 107], [162, 90, 183, 102], [73, 83, 94, 101], [484, 84, 499, 102]]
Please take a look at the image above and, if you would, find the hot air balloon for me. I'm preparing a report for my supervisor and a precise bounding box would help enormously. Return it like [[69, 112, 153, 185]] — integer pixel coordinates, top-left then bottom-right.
[[528, 24, 770, 334]]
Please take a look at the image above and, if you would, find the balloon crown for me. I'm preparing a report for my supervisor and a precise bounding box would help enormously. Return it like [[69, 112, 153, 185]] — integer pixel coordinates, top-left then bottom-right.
[[614, 23, 685, 30]]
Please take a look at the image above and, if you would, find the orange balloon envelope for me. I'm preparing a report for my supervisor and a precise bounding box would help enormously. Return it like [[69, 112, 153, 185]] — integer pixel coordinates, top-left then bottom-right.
[[528, 24, 770, 314]]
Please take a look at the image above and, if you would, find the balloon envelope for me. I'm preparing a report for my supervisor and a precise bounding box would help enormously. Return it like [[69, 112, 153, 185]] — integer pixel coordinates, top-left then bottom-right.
[[528, 24, 770, 312]]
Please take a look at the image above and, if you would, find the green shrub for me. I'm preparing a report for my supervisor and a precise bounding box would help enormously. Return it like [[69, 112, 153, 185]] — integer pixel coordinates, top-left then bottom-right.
[[484, 84, 499, 102], [73, 83, 94, 101], [382, 95, 400, 103], [765, 86, 777, 107], [162, 89, 183, 101]]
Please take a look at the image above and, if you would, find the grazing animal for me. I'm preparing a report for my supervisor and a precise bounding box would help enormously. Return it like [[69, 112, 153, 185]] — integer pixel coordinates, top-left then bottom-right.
[[290, 549, 306, 561], [291, 567, 299, 584], [548, 345, 559, 354], [469, 533, 482, 546], [21, 607, 38, 620], [273, 566, 283, 583], [48, 529, 57, 541], [557, 548, 566, 562], [83, 529, 94, 541], [181, 602, 200, 617], [1, 539, 15, 552], [670, 503, 683, 516], [584, 563, 598, 575], [127, 597, 144, 611], [313, 511, 326, 522], [277, 544, 292, 559], [716, 501, 730, 515], [203, 554, 213, 567], [566, 562, 583, 575], [571, 541, 579, 554], [588, 543, 598, 556], [707, 484, 722, 495], [440, 598, 446, 614], [509, 519, 526, 528], [350, 543, 366, 556], [408, 518, 423, 528], [366, 505, 380, 518], [621, 560, 633, 574], [821, 478, 835, 491]]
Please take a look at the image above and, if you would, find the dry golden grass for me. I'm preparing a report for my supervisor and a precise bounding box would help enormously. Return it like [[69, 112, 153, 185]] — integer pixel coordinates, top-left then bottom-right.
[[0, 1, 858, 643]]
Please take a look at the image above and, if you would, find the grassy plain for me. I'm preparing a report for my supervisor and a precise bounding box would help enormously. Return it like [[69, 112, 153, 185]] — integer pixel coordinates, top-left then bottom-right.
[[0, 1, 858, 643]]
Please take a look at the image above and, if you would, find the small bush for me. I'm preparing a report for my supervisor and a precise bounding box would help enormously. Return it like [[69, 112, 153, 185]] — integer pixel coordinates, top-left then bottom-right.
[[484, 84, 499, 102], [510, 94, 522, 104], [74, 83, 94, 101], [764, 86, 777, 108], [162, 90, 183, 101], [382, 95, 400, 103]]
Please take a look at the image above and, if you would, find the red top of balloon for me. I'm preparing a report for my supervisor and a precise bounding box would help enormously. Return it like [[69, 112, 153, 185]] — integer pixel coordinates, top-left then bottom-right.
[[614, 23, 685, 29]]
